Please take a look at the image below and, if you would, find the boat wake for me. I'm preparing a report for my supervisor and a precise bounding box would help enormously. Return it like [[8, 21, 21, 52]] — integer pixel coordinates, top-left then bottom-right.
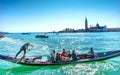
[[0, 37, 22, 44], [0, 37, 23, 56]]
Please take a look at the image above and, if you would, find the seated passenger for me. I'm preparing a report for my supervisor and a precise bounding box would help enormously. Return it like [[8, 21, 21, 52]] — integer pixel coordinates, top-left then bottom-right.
[[51, 50, 57, 63], [61, 49, 68, 61], [61, 49, 67, 57], [71, 50, 78, 61], [67, 51, 72, 61], [60, 54, 64, 62], [56, 53, 61, 62], [87, 47, 95, 58]]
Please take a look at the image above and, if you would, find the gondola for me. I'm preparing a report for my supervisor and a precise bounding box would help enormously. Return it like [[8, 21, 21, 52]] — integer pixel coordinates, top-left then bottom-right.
[[0, 50, 120, 66]]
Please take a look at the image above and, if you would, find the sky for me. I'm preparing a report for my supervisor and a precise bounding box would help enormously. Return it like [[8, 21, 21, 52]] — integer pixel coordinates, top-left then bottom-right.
[[1, 0, 120, 32]]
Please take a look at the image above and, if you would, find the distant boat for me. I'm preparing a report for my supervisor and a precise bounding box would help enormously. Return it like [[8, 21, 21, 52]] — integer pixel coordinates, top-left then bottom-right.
[[35, 35, 48, 38], [21, 33, 30, 35], [0, 34, 4, 38]]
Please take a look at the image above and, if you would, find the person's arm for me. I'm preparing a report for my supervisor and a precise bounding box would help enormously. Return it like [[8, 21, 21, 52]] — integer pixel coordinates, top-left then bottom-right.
[[27, 44, 34, 50], [29, 44, 34, 47]]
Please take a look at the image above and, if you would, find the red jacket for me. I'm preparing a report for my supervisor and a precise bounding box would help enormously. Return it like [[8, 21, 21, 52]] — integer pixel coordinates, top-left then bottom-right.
[[61, 52, 67, 57]]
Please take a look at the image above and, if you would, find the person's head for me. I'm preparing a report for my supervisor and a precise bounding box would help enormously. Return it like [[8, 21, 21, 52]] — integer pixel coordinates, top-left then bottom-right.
[[56, 53, 59, 55], [59, 54, 61, 56], [90, 47, 93, 50], [63, 49, 65, 52], [72, 50, 75, 53], [53, 50, 55, 53]]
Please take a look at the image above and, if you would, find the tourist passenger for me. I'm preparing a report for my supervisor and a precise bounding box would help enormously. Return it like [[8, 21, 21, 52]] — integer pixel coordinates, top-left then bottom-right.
[[51, 50, 57, 63], [15, 42, 34, 62], [56, 53, 61, 62], [71, 50, 78, 61], [61, 49, 68, 61], [88, 47, 95, 58], [67, 51, 73, 61], [61, 49, 67, 57]]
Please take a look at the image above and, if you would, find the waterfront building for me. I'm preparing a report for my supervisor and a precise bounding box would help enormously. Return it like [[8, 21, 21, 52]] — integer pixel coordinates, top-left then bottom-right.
[[84, 17, 107, 32], [89, 23, 107, 32], [58, 28, 75, 33]]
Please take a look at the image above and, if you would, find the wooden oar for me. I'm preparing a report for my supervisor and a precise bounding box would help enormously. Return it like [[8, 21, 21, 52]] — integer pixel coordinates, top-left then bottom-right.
[[6, 47, 34, 75], [6, 59, 18, 75]]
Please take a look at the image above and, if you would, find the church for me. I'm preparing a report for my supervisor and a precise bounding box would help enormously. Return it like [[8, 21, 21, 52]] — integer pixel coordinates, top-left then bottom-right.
[[85, 17, 107, 32]]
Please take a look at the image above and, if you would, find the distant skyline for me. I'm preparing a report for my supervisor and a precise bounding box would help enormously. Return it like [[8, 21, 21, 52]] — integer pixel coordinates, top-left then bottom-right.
[[1, 0, 120, 32]]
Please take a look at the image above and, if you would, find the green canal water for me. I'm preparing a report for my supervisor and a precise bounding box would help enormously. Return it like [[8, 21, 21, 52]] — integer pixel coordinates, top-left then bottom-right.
[[0, 32, 120, 75]]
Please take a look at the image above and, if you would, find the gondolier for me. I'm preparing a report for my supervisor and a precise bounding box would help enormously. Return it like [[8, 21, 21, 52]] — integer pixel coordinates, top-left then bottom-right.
[[15, 42, 34, 62]]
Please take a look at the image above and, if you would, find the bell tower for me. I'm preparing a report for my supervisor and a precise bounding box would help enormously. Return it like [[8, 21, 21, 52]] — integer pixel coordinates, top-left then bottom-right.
[[85, 17, 88, 30]]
